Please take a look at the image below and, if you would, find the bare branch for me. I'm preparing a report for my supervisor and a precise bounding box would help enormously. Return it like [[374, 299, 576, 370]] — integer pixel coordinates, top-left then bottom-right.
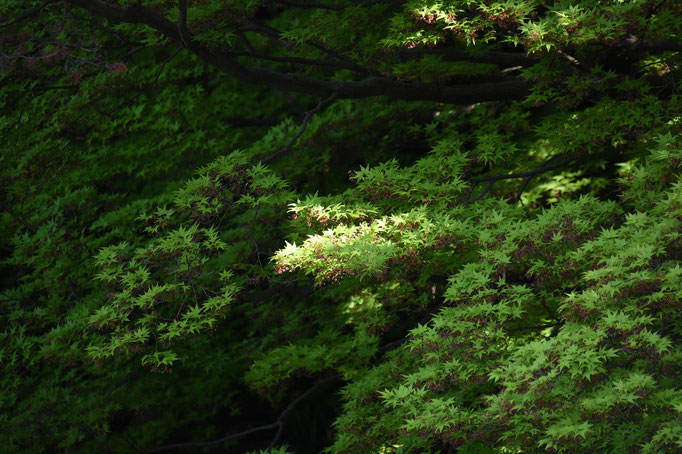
[[261, 92, 337, 164], [149, 376, 338, 453]]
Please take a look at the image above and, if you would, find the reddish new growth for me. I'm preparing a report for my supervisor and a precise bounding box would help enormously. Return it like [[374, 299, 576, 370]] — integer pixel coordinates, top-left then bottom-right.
[[107, 62, 128, 74], [484, 8, 522, 30]]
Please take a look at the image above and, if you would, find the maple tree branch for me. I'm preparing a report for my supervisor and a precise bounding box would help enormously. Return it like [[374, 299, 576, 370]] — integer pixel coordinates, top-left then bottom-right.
[[269, 0, 401, 10], [399, 48, 537, 67], [105, 45, 182, 116], [246, 18, 373, 74], [463, 150, 587, 204], [231, 50, 367, 72], [261, 92, 337, 164], [271, 0, 346, 10], [176, 0, 191, 49], [540, 297, 562, 323], [470, 150, 587, 185], [506, 321, 564, 332], [639, 40, 682, 53], [0, 0, 59, 28], [464, 180, 494, 205], [149, 422, 280, 452], [149, 376, 338, 452], [65, 0, 531, 105]]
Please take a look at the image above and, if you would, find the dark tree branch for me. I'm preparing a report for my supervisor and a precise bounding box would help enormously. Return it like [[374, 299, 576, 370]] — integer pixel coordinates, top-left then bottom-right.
[[464, 180, 494, 205], [261, 92, 337, 164], [66, 0, 531, 105], [231, 50, 366, 72], [373, 313, 434, 360], [105, 45, 182, 115], [223, 116, 281, 127], [238, 282, 314, 303], [149, 376, 338, 452], [540, 297, 562, 324], [271, 0, 346, 10], [149, 422, 280, 453], [639, 40, 682, 53], [246, 18, 372, 74], [470, 150, 587, 184], [237, 30, 255, 53], [506, 321, 564, 332], [176, 0, 191, 49], [240, 20, 296, 50], [515, 175, 534, 204], [0, 0, 59, 28], [375, 336, 407, 357], [33, 84, 79, 93], [399, 48, 537, 68], [463, 150, 587, 204], [271, 0, 403, 8]]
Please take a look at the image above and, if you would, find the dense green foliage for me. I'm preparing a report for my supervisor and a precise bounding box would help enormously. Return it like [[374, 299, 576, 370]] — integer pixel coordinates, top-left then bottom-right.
[[1, 0, 682, 452]]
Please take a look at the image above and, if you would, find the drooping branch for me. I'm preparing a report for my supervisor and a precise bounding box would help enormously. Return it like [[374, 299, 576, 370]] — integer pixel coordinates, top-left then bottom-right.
[[0, 0, 59, 28], [105, 45, 182, 115], [65, 0, 531, 105], [244, 18, 374, 74], [149, 376, 339, 452], [463, 150, 588, 204], [261, 92, 337, 164], [469, 150, 588, 185], [149, 421, 280, 453]]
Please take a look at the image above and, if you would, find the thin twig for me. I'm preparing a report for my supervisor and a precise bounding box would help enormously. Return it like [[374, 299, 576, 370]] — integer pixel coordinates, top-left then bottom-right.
[[470, 150, 586, 184], [540, 297, 561, 323], [149, 422, 280, 453], [464, 180, 494, 205], [243, 19, 371, 75], [515, 175, 533, 204], [261, 92, 337, 164], [106, 45, 181, 115]]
